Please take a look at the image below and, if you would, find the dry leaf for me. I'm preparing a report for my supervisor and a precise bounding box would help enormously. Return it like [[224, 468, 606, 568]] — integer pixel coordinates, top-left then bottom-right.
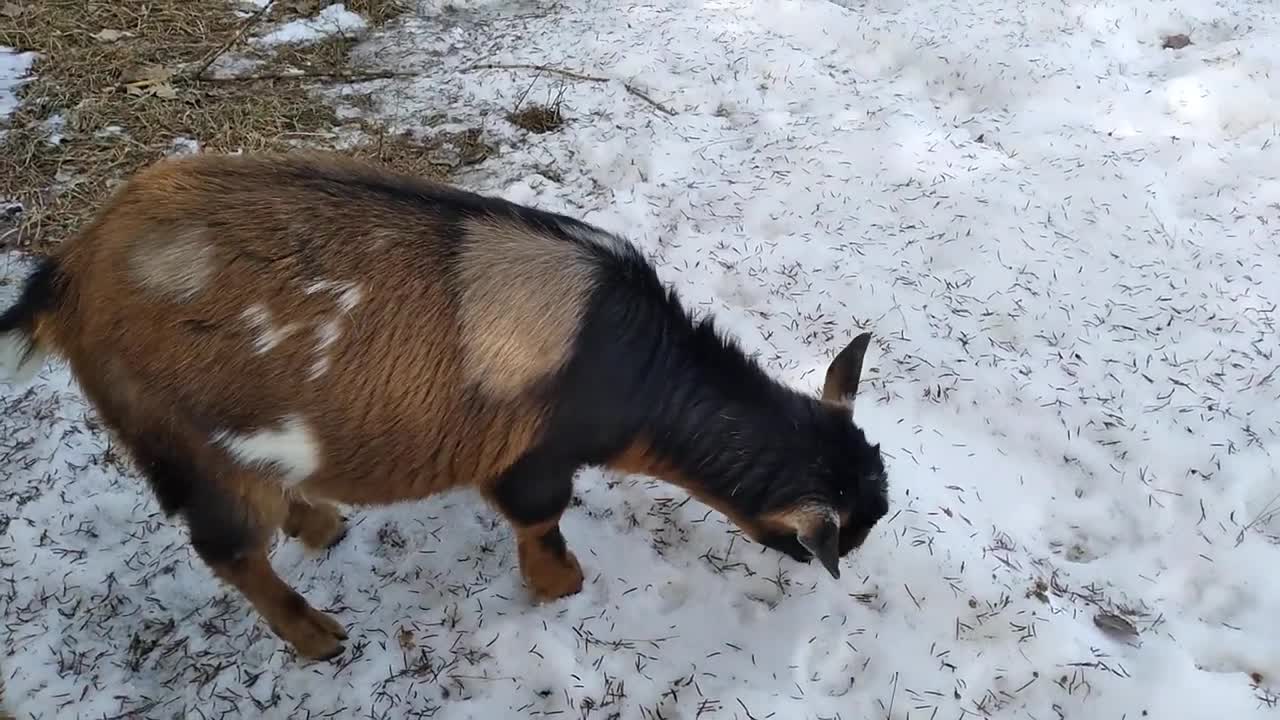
[[0, 3, 23, 18], [1162, 33, 1192, 49], [121, 65, 180, 99], [125, 82, 178, 99], [397, 627, 415, 650], [1093, 612, 1139, 639], [121, 64, 173, 85], [94, 29, 133, 42]]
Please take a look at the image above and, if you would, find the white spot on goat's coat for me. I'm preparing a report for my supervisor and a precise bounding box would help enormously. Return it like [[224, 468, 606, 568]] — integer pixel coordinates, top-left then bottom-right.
[[299, 281, 359, 380], [308, 318, 343, 379], [241, 304, 300, 354], [338, 285, 363, 312], [305, 280, 364, 313], [213, 415, 320, 486]]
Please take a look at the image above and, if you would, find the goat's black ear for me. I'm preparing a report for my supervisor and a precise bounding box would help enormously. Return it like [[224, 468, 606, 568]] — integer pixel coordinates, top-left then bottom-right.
[[796, 512, 842, 580], [822, 331, 872, 407]]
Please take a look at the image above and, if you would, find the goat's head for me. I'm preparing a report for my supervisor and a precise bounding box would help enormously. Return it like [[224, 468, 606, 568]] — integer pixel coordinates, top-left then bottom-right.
[[734, 332, 889, 579]]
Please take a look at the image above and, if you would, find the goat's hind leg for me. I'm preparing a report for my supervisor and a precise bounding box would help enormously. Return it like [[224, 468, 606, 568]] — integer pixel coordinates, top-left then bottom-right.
[[121, 425, 348, 659], [184, 475, 349, 660], [76, 361, 347, 659]]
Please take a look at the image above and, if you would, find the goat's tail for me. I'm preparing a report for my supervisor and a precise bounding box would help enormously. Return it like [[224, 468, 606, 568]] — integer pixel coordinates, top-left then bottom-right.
[[0, 256, 68, 386]]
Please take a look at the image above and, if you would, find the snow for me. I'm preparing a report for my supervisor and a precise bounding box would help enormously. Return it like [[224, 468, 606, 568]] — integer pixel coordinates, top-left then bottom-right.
[[169, 135, 200, 155], [0, 46, 36, 128], [254, 3, 370, 47], [4, 0, 1280, 717]]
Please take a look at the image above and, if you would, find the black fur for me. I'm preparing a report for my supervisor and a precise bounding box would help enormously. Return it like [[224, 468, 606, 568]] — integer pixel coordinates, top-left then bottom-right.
[[537, 229, 890, 566], [537, 527, 570, 562], [167, 444, 260, 565], [0, 255, 65, 345], [489, 448, 576, 527]]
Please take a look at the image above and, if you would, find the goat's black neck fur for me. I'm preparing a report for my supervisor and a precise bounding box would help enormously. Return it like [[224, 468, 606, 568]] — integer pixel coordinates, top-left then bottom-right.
[[549, 229, 857, 518]]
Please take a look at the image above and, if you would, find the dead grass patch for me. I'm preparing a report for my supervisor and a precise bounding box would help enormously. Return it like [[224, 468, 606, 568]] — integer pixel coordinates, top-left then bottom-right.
[[506, 76, 567, 134], [0, 0, 442, 254], [509, 104, 564, 134], [351, 125, 496, 177]]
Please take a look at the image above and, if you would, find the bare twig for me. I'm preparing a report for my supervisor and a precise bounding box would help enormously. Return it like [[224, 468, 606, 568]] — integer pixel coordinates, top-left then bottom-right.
[[188, 0, 275, 81], [197, 69, 419, 84], [465, 62, 676, 116]]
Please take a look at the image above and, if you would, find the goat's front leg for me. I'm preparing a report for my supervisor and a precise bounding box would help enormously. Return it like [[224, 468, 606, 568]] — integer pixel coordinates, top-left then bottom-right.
[[484, 454, 585, 601]]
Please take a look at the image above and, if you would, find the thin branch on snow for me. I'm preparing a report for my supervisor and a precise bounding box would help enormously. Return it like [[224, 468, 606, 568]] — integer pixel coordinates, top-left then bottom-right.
[[464, 62, 676, 116]]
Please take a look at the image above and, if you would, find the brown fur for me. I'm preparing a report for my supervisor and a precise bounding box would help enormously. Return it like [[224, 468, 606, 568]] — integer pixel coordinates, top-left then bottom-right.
[[126, 223, 218, 303], [28, 152, 597, 658], [212, 547, 349, 660], [42, 152, 566, 500], [513, 518, 585, 601]]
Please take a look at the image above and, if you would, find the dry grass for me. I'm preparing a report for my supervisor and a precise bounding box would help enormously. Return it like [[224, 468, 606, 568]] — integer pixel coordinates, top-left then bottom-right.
[[506, 73, 567, 134], [509, 104, 565, 134], [0, 0, 435, 254]]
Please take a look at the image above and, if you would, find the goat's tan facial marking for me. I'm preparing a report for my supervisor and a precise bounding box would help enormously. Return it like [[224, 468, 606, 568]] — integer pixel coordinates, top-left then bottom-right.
[[455, 216, 599, 399], [127, 224, 216, 302], [762, 503, 843, 579], [241, 304, 302, 354], [212, 414, 321, 487]]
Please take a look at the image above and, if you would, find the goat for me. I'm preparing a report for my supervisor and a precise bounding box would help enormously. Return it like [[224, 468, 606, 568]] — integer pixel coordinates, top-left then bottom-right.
[[0, 152, 890, 660]]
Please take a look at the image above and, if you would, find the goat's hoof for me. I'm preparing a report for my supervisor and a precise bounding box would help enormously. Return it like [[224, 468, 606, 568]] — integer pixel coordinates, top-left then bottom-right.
[[286, 503, 350, 552], [529, 551, 585, 602], [277, 606, 349, 661], [318, 521, 350, 550]]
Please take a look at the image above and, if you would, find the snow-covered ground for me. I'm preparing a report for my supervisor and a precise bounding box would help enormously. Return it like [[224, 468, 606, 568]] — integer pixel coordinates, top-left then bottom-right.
[[4, 0, 1280, 717], [0, 48, 36, 136]]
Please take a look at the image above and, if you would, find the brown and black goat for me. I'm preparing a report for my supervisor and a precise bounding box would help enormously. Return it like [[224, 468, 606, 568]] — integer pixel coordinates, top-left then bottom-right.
[[0, 152, 890, 660]]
